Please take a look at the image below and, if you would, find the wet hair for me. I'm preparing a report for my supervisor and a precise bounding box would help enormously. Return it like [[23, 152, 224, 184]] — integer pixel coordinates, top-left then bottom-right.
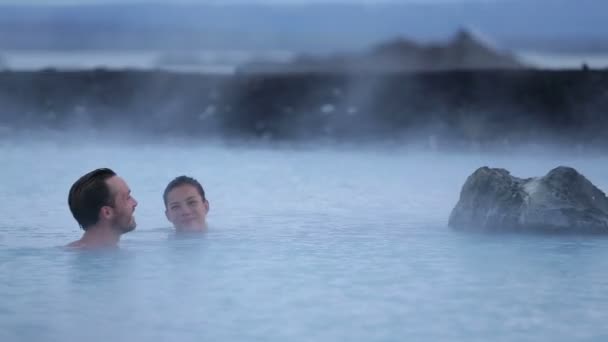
[[68, 168, 116, 230], [163, 176, 206, 206]]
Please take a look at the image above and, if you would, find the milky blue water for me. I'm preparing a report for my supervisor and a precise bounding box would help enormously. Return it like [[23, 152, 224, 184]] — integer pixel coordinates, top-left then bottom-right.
[[1, 139, 608, 342]]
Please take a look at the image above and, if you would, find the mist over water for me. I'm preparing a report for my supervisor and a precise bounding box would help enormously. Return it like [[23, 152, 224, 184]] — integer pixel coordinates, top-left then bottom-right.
[[2, 138, 608, 341], [1, 0, 607, 339], [2, 68, 607, 151]]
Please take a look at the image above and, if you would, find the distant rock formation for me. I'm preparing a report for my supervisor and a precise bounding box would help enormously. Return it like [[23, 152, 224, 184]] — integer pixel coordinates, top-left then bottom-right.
[[449, 166, 608, 233], [0, 69, 607, 145], [239, 29, 524, 73]]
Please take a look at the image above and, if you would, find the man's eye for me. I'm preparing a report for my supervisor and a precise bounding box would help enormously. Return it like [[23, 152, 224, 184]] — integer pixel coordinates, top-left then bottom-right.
[[171, 206, 179, 210], [188, 201, 197, 206]]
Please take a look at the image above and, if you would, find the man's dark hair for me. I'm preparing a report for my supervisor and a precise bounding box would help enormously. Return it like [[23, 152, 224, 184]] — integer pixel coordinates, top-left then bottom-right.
[[163, 176, 206, 206], [68, 168, 117, 230]]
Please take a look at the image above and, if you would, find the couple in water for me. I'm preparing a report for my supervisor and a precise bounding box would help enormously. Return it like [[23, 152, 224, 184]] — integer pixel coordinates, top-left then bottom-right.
[[66, 168, 209, 249]]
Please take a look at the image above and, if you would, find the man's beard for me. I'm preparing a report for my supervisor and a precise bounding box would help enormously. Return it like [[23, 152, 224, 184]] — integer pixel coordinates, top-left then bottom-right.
[[112, 213, 136, 234]]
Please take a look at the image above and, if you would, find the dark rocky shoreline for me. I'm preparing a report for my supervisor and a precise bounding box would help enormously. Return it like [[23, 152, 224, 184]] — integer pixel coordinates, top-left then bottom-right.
[[0, 68, 606, 147]]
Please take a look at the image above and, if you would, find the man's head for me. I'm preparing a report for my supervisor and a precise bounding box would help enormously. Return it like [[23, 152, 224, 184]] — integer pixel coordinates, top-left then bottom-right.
[[163, 176, 209, 232], [68, 168, 138, 233]]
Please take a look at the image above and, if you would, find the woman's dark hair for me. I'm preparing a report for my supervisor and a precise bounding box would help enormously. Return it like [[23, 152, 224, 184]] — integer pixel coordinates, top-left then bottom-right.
[[163, 176, 206, 206]]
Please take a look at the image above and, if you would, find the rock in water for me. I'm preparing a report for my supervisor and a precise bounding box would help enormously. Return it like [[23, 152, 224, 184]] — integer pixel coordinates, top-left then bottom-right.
[[449, 166, 608, 233]]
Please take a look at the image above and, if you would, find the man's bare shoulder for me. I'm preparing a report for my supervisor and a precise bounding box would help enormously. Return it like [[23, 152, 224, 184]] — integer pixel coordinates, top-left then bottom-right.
[[65, 239, 87, 249], [64, 239, 119, 250]]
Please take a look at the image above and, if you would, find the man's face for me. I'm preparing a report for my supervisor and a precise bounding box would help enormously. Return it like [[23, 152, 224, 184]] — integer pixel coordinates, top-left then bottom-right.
[[105, 176, 138, 233], [165, 184, 209, 232]]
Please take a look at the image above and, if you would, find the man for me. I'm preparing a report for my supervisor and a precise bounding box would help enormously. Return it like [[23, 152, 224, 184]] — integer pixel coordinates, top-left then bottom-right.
[[66, 168, 138, 249], [163, 176, 209, 232]]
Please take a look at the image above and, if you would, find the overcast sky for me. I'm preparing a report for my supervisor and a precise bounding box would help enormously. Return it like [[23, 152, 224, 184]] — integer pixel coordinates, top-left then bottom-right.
[[0, 0, 504, 4]]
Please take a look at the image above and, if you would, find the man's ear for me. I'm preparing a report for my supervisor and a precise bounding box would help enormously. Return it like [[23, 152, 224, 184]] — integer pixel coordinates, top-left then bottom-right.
[[165, 209, 170, 221], [204, 200, 210, 213], [100, 206, 113, 220]]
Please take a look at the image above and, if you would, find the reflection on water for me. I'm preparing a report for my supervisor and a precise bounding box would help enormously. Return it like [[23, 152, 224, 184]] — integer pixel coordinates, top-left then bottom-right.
[[1, 141, 608, 341], [518, 51, 608, 69], [0, 50, 295, 74], [1, 49, 607, 72]]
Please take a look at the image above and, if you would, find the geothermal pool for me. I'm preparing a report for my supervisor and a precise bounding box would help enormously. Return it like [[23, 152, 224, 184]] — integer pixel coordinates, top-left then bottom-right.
[[1, 139, 607, 342]]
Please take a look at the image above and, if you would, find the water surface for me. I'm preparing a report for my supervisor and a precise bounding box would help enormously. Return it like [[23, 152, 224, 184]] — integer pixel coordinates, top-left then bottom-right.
[[1, 140, 607, 342]]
